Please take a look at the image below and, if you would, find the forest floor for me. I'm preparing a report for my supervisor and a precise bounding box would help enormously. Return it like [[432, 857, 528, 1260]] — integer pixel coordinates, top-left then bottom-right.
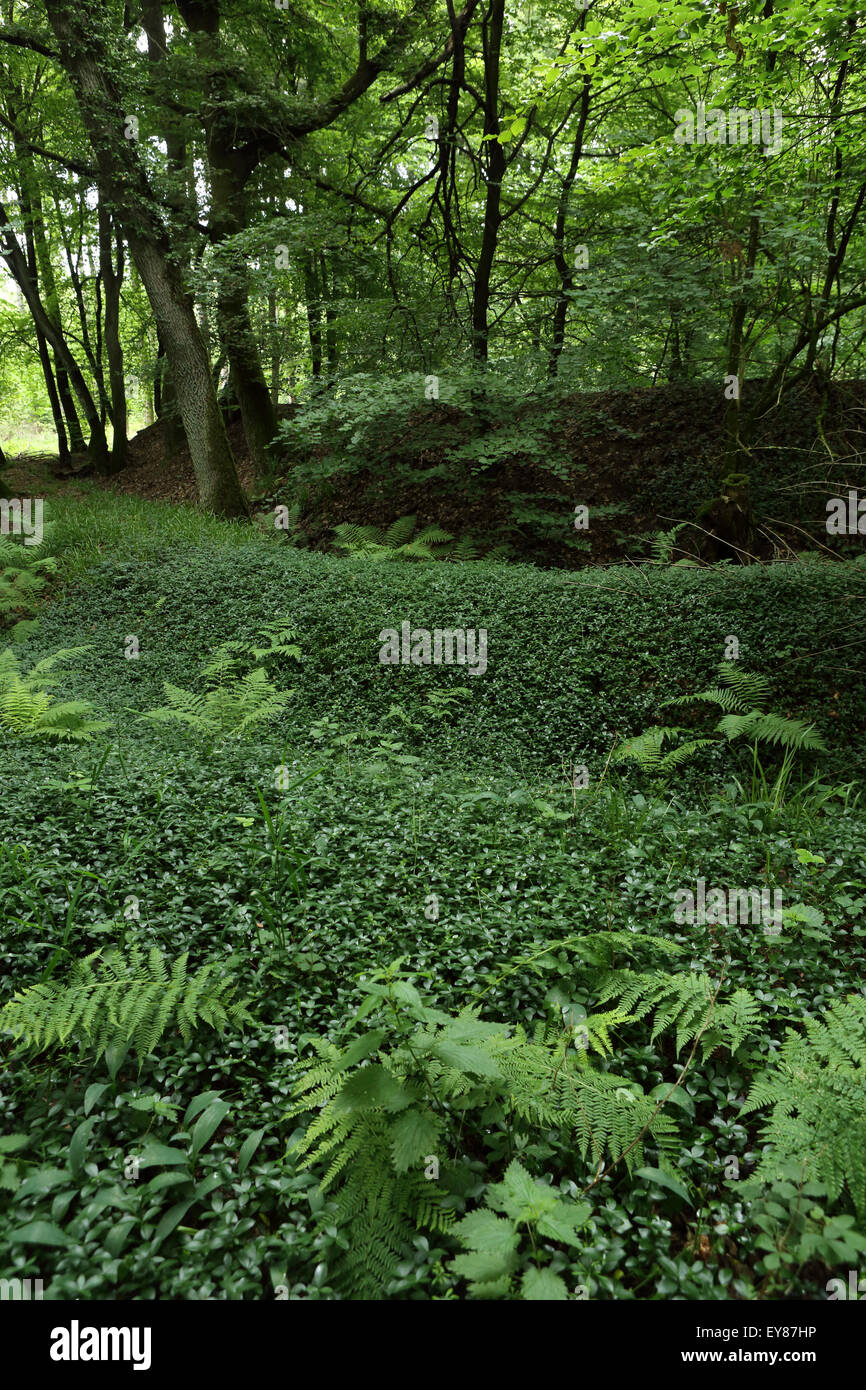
[[2, 497, 865, 1302]]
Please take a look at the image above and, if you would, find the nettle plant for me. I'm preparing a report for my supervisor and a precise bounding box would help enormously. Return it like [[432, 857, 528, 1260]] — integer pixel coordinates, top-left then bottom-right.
[[285, 937, 772, 1300]]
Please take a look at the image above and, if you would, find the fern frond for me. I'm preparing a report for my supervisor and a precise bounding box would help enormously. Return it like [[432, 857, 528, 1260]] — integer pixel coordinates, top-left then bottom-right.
[[742, 995, 866, 1214], [612, 726, 689, 767], [717, 710, 826, 751], [0, 646, 107, 741], [383, 515, 417, 549], [719, 664, 772, 708], [663, 687, 747, 713], [1, 946, 252, 1062]]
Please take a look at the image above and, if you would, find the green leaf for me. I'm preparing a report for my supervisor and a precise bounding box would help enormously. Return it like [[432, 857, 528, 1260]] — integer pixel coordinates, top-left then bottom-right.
[[9, 1220, 71, 1247], [522, 1266, 569, 1300], [635, 1166, 691, 1202], [194, 1172, 222, 1202], [137, 1141, 189, 1169], [0, 1133, 30, 1154], [183, 1090, 224, 1128], [190, 1101, 231, 1159], [454, 1209, 519, 1258], [431, 1040, 502, 1077], [238, 1127, 266, 1177], [104, 1217, 136, 1257], [451, 1247, 518, 1285], [390, 1109, 442, 1173], [333, 1030, 387, 1073], [104, 1038, 129, 1081], [87, 1185, 133, 1216], [69, 1118, 95, 1180], [151, 1198, 195, 1253], [145, 1171, 194, 1195], [487, 1160, 554, 1222], [14, 1167, 70, 1200], [536, 1200, 592, 1245], [332, 1065, 410, 1114], [84, 1083, 108, 1116]]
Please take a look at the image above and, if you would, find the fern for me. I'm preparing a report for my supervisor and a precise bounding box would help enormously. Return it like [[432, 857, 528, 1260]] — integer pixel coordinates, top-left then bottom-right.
[[612, 724, 715, 773], [663, 662, 826, 754], [614, 663, 826, 779], [0, 945, 253, 1062], [741, 994, 866, 1215], [332, 515, 455, 561], [330, 515, 491, 562], [715, 710, 826, 751], [0, 646, 110, 741], [647, 521, 690, 564], [596, 970, 762, 1056], [141, 621, 298, 739], [0, 513, 57, 639]]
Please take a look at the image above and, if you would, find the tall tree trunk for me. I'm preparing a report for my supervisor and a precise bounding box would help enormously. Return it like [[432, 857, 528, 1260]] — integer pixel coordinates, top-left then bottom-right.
[[176, 0, 277, 483], [215, 241, 277, 478], [98, 201, 127, 473], [471, 0, 506, 366], [268, 290, 280, 407], [723, 0, 778, 472], [549, 71, 591, 378], [723, 211, 760, 473], [16, 177, 72, 462], [32, 210, 88, 452], [8, 100, 89, 452], [304, 254, 324, 381], [35, 325, 70, 465], [51, 182, 109, 426], [43, 0, 248, 518], [155, 335, 189, 459], [320, 253, 338, 387], [0, 440, 12, 499]]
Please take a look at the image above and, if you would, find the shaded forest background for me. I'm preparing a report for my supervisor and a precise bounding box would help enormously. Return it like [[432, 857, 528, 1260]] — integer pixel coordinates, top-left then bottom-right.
[[1, 0, 865, 563]]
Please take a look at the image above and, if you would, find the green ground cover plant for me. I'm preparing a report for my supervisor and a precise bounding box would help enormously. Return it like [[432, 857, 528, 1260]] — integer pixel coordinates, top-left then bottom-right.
[[1, 496, 864, 1302]]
